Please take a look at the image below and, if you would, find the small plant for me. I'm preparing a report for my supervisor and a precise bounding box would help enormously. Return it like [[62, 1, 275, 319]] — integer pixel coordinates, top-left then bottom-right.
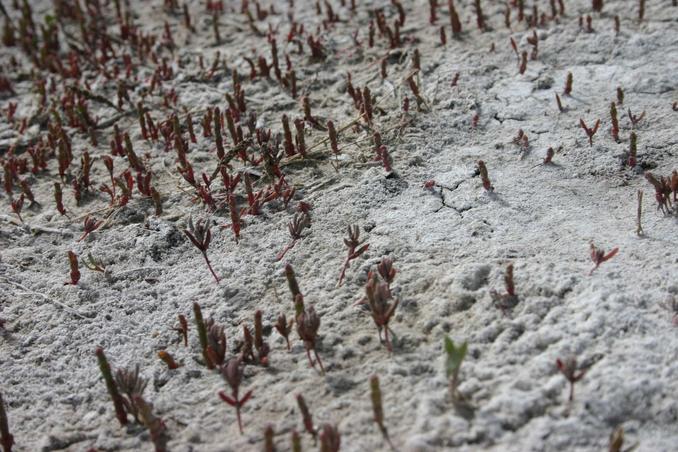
[[295, 295, 325, 374], [115, 365, 149, 423], [175, 314, 188, 347], [377, 257, 397, 287], [556, 356, 586, 401], [338, 225, 369, 286], [218, 357, 253, 434], [448, 0, 462, 36], [579, 118, 600, 146], [66, 251, 80, 285], [364, 273, 399, 352], [95, 347, 128, 426], [296, 394, 316, 439], [319, 424, 341, 452], [370, 375, 395, 450], [555, 93, 565, 112], [610, 102, 620, 142], [83, 252, 106, 273], [628, 108, 645, 127], [0, 392, 13, 452], [78, 215, 102, 242], [184, 217, 220, 283], [636, 190, 644, 236], [264, 425, 275, 452], [444, 336, 468, 401], [589, 242, 619, 275], [490, 263, 518, 312], [276, 213, 310, 261], [275, 313, 293, 350], [628, 132, 637, 167], [645, 171, 676, 214], [158, 351, 180, 369], [135, 396, 169, 452], [193, 302, 215, 369], [563, 72, 573, 95], [205, 318, 228, 367], [477, 160, 493, 191]]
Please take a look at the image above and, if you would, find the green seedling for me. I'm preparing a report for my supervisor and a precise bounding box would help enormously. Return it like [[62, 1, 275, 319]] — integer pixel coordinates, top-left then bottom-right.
[[444, 336, 468, 401]]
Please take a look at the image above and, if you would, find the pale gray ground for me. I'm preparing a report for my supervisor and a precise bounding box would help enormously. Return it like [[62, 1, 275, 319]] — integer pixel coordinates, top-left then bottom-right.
[[1, 0, 678, 451]]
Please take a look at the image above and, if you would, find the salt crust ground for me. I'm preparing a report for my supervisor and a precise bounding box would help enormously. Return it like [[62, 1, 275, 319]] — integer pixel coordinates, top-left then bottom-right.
[[1, 0, 678, 451]]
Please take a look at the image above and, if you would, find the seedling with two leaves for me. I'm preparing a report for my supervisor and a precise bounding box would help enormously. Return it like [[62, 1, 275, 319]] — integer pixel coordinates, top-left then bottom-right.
[[444, 336, 468, 402], [218, 358, 253, 434]]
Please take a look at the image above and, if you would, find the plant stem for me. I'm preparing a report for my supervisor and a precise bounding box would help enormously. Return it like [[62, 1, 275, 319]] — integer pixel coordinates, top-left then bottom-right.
[[201, 251, 220, 283]]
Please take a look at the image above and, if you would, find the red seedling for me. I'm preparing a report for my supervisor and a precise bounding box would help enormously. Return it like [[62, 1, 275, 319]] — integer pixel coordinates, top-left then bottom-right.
[[319, 424, 341, 452], [477, 160, 493, 191], [276, 213, 310, 261], [589, 242, 619, 275], [296, 394, 317, 439], [377, 257, 397, 287], [10, 194, 23, 223], [556, 356, 586, 401], [134, 396, 169, 452], [183, 217, 220, 283], [579, 118, 600, 146], [275, 313, 293, 350], [65, 251, 80, 285], [563, 72, 573, 95], [365, 272, 399, 352], [175, 314, 188, 347], [628, 108, 645, 127], [544, 147, 555, 164], [0, 391, 14, 452], [218, 358, 253, 434], [205, 318, 227, 367], [645, 171, 675, 214], [628, 132, 637, 167], [490, 263, 519, 313], [295, 295, 325, 374], [555, 93, 565, 112], [78, 216, 102, 242], [338, 225, 369, 286], [610, 102, 620, 142], [375, 145, 393, 173], [448, 0, 462, 36], [158, 351, 180, 369]]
